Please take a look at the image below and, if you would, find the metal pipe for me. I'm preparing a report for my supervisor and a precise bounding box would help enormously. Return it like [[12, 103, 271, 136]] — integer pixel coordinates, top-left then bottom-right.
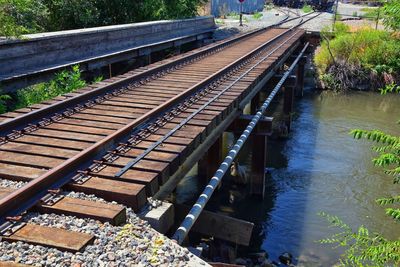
[[172, 42, 310, 244]]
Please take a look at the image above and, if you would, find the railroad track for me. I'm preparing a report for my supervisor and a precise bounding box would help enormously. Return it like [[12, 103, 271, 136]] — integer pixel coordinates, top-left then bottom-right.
[[0, 12, 318, 262]]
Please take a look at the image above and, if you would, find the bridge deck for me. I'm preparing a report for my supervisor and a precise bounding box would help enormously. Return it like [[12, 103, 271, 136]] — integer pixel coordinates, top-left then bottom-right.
[[0, 28, 305, 213]]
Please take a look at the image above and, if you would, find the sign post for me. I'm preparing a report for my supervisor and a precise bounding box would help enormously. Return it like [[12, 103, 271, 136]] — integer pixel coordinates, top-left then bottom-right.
[[239, 0, 244, 26]]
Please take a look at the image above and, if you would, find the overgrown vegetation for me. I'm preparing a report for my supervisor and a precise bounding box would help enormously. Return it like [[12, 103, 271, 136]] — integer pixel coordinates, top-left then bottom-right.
[[252, 12, 263, 20], [0, 65, 93, 114], [319, 89, 400, 266], [315, 22, 400, 91], [301, 4, 313, 14], [226, 12, 239, 20], [0, 0, 206, 37]]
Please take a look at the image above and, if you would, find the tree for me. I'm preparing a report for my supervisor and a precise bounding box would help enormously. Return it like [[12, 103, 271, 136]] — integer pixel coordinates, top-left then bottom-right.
[[382, 0, 400, 31]]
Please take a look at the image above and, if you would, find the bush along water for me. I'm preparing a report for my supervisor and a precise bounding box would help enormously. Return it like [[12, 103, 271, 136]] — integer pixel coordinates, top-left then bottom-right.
[[314, 23, 400, 92], [0, 65, 95, 114], [319, 89, 400, 266]]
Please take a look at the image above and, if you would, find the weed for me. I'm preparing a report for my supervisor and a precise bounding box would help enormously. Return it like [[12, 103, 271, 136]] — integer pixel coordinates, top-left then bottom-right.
[[0, 65, 87, 114], [302, 4, 313, 14], [315, 24, 400, 91], [215, 18, 225, 25], [16, 65, 86, 108], [252, 12, 263, 20]]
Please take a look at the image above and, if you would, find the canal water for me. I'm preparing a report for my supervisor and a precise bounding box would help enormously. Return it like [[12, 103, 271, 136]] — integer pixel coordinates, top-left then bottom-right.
[[176, 89, 400, 266]]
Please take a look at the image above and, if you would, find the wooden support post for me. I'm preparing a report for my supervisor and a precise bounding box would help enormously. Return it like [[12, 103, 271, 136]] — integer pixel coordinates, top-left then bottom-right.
[[140, 53, 151, 66], [175, 204, 254, 246], [251, 92, 260, 114], [195, 39, 204, 49], [283, 85, 295, 132], [198, 136, 222, 184], [226, 115, 272, 198], [175, 45, 181, 55], [251, 134, 267, 198], [296, 57, 306, 97], [108, 64, 112, 78]]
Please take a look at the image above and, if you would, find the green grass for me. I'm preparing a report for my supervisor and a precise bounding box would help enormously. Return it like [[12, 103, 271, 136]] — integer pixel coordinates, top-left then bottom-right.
[[302, 4, 313, 13], [252, 12, 263, 20]]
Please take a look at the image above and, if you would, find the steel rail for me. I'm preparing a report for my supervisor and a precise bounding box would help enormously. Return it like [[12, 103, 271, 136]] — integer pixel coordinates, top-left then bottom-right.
[[0, 12, 319, 223], [172, 42, 310, 244], [0, 11, 316, 136], [115, 27, 303, 177], [0, 31, 257, 135], [114, 12, 320, 176], [0, 13, 307, 136], [0, 20, 307, 221]]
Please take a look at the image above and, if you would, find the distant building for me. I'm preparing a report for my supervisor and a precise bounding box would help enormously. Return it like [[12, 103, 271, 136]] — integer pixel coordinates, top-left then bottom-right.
[[199, 0, 265, 17]]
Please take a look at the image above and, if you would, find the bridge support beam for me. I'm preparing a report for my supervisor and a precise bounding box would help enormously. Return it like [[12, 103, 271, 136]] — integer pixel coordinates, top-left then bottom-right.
[[283, 75, 297, 132], [227, 115, 273, 198], [198, 136, 223, 185], [251, 91, 260, 114], [251, 134, 267, 198], [296, 56, 307, 97]]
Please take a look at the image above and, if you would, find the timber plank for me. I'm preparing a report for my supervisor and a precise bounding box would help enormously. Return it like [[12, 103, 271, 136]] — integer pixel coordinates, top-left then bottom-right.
[[66, 177, 146, 211], [0, 142, 78, 158], [91, 166, 159, 195], [0, 186, 13, 199], [36, 197, 126, 225], [0, 163, 47, 181], [2, 224, 94, 252]]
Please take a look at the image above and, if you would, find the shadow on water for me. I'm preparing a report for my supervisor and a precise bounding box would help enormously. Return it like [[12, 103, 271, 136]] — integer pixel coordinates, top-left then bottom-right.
[[175, 89, 400, 266]]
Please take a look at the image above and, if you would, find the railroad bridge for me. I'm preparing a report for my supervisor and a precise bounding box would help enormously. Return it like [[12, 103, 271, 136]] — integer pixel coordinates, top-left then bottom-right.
[[0, 14, 316, 264]]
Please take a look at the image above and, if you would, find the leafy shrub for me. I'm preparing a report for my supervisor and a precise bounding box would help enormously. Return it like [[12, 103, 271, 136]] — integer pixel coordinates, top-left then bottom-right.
[[0, 93, 11, 113], [382, 0, 400, 31], [302, 4, 313, 14], [16, 65, 86, 108], [320, 89, 400, 266], [319, 212, 400, 266]]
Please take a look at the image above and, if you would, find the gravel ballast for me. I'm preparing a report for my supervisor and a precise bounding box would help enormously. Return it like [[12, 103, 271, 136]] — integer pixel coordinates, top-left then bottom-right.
[[0, 192, 208, 266]]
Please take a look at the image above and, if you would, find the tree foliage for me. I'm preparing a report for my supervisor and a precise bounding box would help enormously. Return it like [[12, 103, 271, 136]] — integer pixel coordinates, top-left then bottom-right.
[[382, 0, 400, 31], [0, 0, 206, 37]]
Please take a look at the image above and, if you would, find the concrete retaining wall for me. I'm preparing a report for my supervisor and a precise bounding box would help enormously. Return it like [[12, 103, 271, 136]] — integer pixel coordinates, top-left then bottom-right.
[[211, 0, 265, 17], [0, 16, 215, 92]]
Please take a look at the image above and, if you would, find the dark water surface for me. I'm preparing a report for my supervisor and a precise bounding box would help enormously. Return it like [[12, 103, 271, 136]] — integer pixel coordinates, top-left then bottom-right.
[[177, 90, 400, 266], [258, 90, 400, 265]]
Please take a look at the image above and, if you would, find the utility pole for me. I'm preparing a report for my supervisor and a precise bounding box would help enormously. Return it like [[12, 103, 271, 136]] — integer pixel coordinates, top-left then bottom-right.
[[239, 0, 245, 26], [332, 0, 339, 31], [375, 7, 380, 30]]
